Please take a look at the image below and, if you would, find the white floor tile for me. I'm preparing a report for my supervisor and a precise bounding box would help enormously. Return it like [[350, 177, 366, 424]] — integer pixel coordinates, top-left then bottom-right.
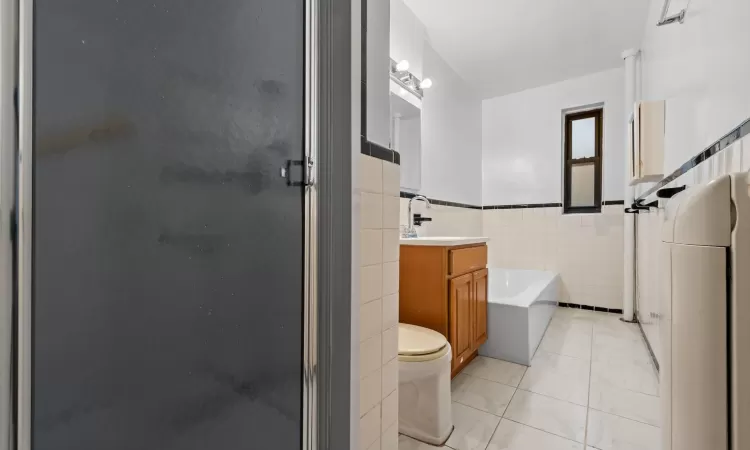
[[589, 381, 660, 427], [539, 324, 593, 360], [590, 359, 658, 397], [446, 402, 502, 450], [452, 374, 516, 416], [503, 390, 587, 443], [518, 351, 590, 406], [586, 409, 661, 450], [549, 313, 595, 337], [592, 321, 650, 366], [461, 356, 527, 387], [592, 334, 652, 366], [486, 419, 584, 450]]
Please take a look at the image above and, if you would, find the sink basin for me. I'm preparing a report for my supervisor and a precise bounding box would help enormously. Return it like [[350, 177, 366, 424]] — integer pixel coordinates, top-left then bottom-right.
[[399, 236, 490, 246]]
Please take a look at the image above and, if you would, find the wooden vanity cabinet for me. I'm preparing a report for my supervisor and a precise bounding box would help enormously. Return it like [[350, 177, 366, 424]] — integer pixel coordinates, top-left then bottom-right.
[[400, 243, 489, 377]]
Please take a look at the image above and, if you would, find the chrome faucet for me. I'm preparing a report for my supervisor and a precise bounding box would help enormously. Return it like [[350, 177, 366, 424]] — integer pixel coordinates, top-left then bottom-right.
[[404, 195, 431, 238]]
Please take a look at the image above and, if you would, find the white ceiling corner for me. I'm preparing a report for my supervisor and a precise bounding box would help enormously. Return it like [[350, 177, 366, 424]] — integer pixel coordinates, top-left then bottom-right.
[[403, 0, 652, 99]]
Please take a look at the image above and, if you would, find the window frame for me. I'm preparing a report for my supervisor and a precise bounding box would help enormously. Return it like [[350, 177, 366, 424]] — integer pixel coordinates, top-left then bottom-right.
[[563, 108, 603, 214]]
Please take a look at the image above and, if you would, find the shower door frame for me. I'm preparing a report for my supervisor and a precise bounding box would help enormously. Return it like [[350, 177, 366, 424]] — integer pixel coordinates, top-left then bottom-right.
[[0, 0, 17, 449], [12, 0, 353, 449]]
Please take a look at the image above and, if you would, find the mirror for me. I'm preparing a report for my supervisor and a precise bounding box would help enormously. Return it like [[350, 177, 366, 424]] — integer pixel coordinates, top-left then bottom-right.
[[390, 89, 421, 191]]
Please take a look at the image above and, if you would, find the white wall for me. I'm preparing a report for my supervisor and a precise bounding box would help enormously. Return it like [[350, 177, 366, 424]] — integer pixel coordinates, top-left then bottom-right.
[[389, 0, 425, 80], [420, 42, 483, 205], [390, 0, 483, 206], [397, 116, 421, 191], [634, 0, 750, 366], [482, 68, 625, 205], [640, 0, 750, 175], [367, 0, 391, 148]]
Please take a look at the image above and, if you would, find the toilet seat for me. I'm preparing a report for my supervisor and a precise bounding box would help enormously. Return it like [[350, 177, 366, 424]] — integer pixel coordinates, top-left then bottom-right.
[[398, 323, 449, 362]]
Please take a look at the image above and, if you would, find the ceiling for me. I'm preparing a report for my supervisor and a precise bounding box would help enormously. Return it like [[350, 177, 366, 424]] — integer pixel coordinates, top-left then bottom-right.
[[404, 0, 652, 99]]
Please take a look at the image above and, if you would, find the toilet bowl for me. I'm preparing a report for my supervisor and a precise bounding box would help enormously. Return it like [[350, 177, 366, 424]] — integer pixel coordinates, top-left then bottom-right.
[[398, 323, 454, 446]]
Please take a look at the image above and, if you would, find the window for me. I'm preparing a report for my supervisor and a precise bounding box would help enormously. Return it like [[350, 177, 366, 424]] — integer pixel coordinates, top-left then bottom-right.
[[564, 108, 603, 214]]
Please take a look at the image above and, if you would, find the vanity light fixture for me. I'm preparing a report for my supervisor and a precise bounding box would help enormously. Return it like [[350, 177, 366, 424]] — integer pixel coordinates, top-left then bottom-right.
[[396, 59, 410, 72], [390, 58, 432, 99]]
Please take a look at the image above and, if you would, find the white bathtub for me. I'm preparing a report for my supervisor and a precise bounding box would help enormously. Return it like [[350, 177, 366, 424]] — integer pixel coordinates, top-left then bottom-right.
[[479, 269, 560, 366]]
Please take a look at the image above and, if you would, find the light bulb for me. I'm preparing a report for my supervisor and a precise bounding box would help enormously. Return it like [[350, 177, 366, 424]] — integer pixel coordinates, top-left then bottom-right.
[[419, 78, 433, 89], [396, 60, 410, 72]]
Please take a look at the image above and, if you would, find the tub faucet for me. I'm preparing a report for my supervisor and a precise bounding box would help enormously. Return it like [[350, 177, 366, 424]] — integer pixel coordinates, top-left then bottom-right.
[[404, 195, 432, 238]]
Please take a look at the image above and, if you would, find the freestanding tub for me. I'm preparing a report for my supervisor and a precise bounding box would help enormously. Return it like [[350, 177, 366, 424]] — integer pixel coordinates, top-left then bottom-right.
[[478, 269, 560, 366]]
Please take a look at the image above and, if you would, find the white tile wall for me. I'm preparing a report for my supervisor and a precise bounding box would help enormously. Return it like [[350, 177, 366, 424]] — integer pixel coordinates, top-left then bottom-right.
[[382, 230, 400, 263], [360, 404, 381, 450], [381, 388, 399, 433], [382, 293, 399, 330], [360, 299, 383, 342], [361, 193, 384, 229], [361, 335, 382, 376], [361, 264, 383, 304], [382, 261, 399, 297], [381, 356, 399, 397], [482, 206, 624, 310], [361, 368, 383, 416], [635, 134, 750, 367], [400, 198, 483, 237], [381, 325, 399, 364], [361, 230, 383, 266], [383, 196, 401, 230], [381, 423, 399, 450], [358, 155, 401, 450]]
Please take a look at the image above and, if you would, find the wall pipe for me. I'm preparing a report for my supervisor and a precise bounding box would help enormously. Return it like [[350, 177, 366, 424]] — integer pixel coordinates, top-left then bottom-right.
[[622, 48, 639, 323]]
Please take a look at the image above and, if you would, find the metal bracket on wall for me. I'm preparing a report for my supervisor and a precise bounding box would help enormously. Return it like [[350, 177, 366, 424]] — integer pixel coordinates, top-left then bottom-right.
[[625, 199, 658, 214], [657, 0, 690, 26], [656, 185, 686, 199]]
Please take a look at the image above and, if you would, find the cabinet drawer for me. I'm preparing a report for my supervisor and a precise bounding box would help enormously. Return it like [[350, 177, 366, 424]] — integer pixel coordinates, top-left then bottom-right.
[[449, 245, 487, 276]]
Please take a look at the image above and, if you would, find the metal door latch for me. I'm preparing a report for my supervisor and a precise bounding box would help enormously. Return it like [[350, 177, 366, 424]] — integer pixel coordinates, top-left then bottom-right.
[[282, 157, 315, 187]]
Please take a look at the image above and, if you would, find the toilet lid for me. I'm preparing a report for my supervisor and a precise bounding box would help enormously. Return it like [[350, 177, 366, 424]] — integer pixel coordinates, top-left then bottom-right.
[[398, 323, 447, 356]]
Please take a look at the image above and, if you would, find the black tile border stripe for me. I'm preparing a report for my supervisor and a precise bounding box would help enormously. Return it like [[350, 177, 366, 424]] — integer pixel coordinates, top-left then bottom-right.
[[558, 302, 623, 315], [399, 191, 482, 209], [400, 194, 627, 211], [483, 202, 562, 210], [361, 137, 400, 165], [637, 116, 750, 201]]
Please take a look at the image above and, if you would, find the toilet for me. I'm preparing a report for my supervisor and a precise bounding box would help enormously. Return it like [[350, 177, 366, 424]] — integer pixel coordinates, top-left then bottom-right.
[[398, 323, 454, 445]]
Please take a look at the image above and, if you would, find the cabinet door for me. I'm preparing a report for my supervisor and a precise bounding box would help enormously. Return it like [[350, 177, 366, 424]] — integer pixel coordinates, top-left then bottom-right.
[[473, 269, 488, 348], [450, 273, 474, 367]]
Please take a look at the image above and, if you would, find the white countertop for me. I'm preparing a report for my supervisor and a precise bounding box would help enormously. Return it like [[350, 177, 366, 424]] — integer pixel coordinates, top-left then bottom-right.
[[399, 236, 490, 246]]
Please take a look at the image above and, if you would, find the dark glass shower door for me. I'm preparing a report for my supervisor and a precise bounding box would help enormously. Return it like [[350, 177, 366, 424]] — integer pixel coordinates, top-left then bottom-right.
[[30, 0, 306, 448]]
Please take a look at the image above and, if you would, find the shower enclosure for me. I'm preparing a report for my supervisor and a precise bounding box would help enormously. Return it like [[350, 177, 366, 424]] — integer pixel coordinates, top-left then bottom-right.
[[1, 0, 354, 448]]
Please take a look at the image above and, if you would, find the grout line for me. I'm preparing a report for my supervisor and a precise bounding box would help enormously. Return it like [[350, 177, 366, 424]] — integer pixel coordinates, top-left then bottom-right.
[[514, 388, 588, 408], [459, 371, 526, 391], [584, 313, 594, 448], [502, 417, 585, 445], [587, 406, 660, 429], [452, 399, 504, 419]]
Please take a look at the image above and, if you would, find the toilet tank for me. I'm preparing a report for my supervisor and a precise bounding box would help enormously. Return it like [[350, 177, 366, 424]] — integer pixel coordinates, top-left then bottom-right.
[[660, 173, 750, 450]]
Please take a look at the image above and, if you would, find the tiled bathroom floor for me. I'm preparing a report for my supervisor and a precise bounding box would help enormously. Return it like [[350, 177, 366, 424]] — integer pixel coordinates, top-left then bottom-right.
[[399, 308, 661, 450]]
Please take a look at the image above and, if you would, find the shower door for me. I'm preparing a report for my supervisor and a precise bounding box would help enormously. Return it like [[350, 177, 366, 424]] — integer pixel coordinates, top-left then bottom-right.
[[17, 0, 311, 449]]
